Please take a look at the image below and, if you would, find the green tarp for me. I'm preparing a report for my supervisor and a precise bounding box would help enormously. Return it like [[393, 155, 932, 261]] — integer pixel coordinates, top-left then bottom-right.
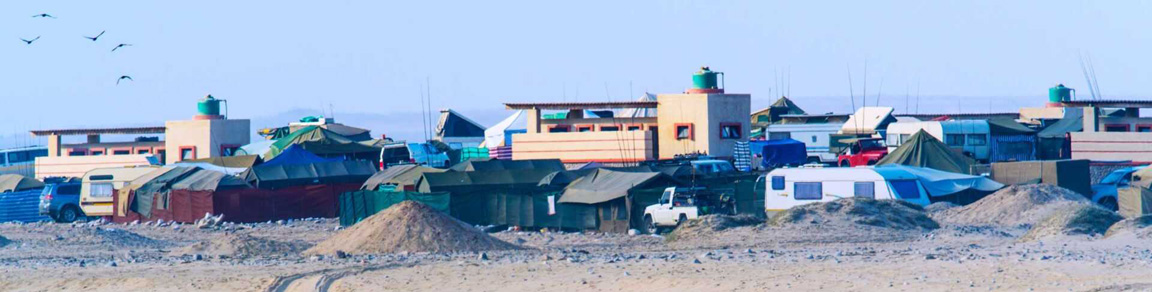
[[557, 169, 672, 204], [449, 159, 565, 172], [362, 165, 446, 191], [988, 119, 1036, 135], [338, 190, 450, 226], [876, 130, 976, 174], [243, 160, 377, 189], [265, 126, 380, 160]]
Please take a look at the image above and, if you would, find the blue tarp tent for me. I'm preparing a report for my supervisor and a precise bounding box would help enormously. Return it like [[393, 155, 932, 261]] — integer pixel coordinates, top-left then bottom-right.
[[759, 139, 807, 168], [261, 144, 344, 167], [876, 164, 1004, 204]]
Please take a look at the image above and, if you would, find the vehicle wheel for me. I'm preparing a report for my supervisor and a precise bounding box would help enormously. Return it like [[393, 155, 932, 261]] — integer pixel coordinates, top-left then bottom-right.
[[57, 205, 81, 223], [644, 216, 659, 234], [676, 214, 689, 228], [1098, 197, 1119, 212], [806, 157, 821, 164], [838, 160, 850, 167]]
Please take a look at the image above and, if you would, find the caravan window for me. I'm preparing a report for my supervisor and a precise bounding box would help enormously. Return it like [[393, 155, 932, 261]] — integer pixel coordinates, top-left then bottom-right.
[[771, 176, 785, 190], [889, 180, 921, 200], [768, 132, 791, 140], [945, 134, 965, 146], [966, 134, 987, 146], [854, 182, 875, 199], [90, 183, 114, 198], [794, 182, 822, 200]]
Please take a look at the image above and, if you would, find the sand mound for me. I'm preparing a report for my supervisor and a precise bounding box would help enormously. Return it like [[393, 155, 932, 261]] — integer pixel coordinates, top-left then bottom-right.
[[924, 202, 959, 213], [66, 227, 163, 248], [1104, 215, 1152, 239], [173, 233, 309, 259], [937, 184, 1088, 226], [769, 198, 939, 230], [666, 214, 763, 241], [305, 201, 520, 255], [1021, 203, 1122, 241]]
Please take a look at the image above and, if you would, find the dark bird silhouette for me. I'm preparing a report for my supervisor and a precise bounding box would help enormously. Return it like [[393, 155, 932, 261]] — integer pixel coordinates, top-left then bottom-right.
[[20, 36, 40, 45], [116, 76, 133, 85], [111, 43, 132, 52], [84, 31, 106, 42], [32, 13, 55, 18]]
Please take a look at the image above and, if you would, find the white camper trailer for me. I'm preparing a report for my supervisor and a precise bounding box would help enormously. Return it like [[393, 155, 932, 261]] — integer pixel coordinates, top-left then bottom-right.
[[764, 123, 843, 164], [762, 167, 931, 215], [79, 166, 159, 217], [885, 120, 991, 161]]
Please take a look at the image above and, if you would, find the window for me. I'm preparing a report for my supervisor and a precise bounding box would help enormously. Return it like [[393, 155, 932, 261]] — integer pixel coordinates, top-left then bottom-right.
[[68, 149, 87, 156], [7, 151, 30, 163], [659, 190, 672, 204], [627, 125, 642, 131], [89, 183, 114, 198], [945, 134, 965, 146], [675, 124, 694, 140], [889, 180, 921, 200], [137, 149, 150, 154], [900, 134, 911, 144], [854, 182, 875, 199], [56, 185, 80, 195], [90, 150, 104, 156], [156, 149, 166, 162], [966, 134, 987, 146], [771, 176, 785, 190], [720, 123, 742, 139], [220, 144, 241, 156], [1138, 125, 1152, 132], [794, 182, 822, 200], [1105, 124, 1131, 132], [887, 135, 901, 147], [576, 125, 593, 132], [179, 146, 196, 161], [90, 175, 114, 181], [112, 150, 131, 155], [768, 132, 791, 140], [548, 125, 570, 133], [600, 126, 619, 132]]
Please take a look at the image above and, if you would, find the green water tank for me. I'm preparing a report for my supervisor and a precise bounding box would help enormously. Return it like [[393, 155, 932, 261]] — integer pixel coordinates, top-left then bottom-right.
[[1048, 84, 1074, 103], [693, 67, 721, 89], [197, 94, 221, 116]]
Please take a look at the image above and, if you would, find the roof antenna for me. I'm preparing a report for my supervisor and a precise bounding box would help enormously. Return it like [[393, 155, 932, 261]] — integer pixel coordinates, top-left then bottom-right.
[[419, 83, 428, 141], [847, 64, 858, 128], [915, 80, 921, 114], [1078, 52, 1098, 100], [1087, 54, 1103, 100], [875, 76, 884, 106]]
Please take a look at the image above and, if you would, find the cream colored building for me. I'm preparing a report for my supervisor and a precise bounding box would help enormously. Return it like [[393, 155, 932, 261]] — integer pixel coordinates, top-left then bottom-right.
[[164, 118, 250, 165], [655, 93, 751, 159]]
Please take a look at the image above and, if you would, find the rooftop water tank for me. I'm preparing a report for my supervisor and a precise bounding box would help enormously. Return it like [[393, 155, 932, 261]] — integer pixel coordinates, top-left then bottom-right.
[[687, 67, 725, 94], [198, 95, 221, 116], [1048, 84, 1074, 103]]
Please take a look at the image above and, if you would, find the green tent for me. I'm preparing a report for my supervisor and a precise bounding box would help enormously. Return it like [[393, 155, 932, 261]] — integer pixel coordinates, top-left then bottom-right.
[[449, 159, 565, 172], [338, 190, 450, 226], [361, 165, 446, 191], [265, 126, 380, 160], [876, 130, 976, 174]]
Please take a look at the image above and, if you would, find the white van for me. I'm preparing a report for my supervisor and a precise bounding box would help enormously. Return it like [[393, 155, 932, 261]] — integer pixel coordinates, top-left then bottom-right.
[[765, 123, 843, 164], [885, 120, 990, 161], [79, 166, 159, 217], [762, 167, 931, 215]]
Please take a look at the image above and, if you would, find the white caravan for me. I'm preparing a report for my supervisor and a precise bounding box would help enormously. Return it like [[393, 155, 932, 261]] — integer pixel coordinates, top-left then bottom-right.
[[885, 120, 990, 161], [79, 166, 160, 217], [764, 123, 843, 164], [762, 167, 931, 215]]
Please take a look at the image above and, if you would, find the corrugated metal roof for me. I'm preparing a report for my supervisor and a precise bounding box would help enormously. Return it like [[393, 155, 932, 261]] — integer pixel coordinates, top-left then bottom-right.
[[505, 101, 658, 110], [30, 126, 166, 136]]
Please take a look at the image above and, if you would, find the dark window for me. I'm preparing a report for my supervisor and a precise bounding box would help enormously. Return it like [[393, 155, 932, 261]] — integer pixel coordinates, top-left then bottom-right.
[[112, 150, 130, 155], [854, 182, 875, 199], [89, 175, 114, 181], [577, 126, 593, 132], [676, 125, 692, 140], [720, 124, 742, 139], [768, 132, 791, 140], [68, 149, 87, 156], [627, 126, 642, 131], [945, 134, 965, 146], [180, 148, 195, 160], [794, 182, 822, 200], [889, 180, 921, 200], [221, 145, 240, 156], [548, 126, 570, 133], [56, 185, 80, 195], [137, 149, 150, 154], [966, 134, 987, 146], [1138, 125, 1152, 132], [771, 176, 785, 190], [1105, 124, 1130, 132], [90, 150, 104, 156], [600, 126, 619, 132]]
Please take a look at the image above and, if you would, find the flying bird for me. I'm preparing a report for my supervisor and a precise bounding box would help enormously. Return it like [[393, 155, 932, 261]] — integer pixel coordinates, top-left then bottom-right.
[[111, 43, 132, 52], [20, 36, 40, 45], [32, 13, 55, 18], [116, 75, 133, 85], [83, 31, 106, 42]]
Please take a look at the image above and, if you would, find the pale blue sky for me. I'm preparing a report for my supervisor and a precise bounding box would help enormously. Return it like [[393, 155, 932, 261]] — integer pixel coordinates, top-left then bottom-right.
[[2, 1, 1150, 143]]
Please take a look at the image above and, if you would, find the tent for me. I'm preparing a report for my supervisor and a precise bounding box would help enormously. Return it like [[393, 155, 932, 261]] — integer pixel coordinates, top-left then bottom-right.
[[261, 144, 344, 167], [876, 130, 976, 174], [557, 169, 680, 233], [876, 165, 1003, 204], [236, 140, 275, 158], [987, 119, 1037, 162], [265, 126, 380, 161], [435, 109, 486, 141], [758, 139, 807, 168], [338, 190, 450, 226], [243, 160, 377, 189], [172, 162, 247, 176], [361, 165, 446, 191], [618, 93, 658, 118], [289, 123, 372, 141], [483, 110, 527, 148], [0, 174, 44, 193], [753, 97, 807, 124], [1037, 109, 1082, 159], [184, 155, 262, 169], [449, 159, 565, 172]]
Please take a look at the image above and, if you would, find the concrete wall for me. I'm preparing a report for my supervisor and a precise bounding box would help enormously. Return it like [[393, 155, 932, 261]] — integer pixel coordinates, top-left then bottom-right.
[[164, 119, 250, 164], [34, 155, 155, 179], [511, 131, 653, 163], [656, 93, 751, 159], [1070, 132, 1152, 162]]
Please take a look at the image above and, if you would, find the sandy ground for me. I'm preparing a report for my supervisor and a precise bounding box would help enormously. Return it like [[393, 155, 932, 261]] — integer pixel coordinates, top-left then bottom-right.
[[0, 218, 1151, 291]]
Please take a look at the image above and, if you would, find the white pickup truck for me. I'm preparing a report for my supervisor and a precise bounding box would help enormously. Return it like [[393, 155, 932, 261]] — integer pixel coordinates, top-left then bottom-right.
[[642, 187, 736, 234]]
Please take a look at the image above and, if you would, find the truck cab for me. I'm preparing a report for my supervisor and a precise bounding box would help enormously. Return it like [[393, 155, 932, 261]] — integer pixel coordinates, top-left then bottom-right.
[[643, 187, 736, 234], [837, 138, 887, 167]]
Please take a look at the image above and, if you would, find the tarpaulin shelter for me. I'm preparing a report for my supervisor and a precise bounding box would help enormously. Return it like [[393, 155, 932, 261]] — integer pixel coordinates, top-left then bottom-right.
[[236, 140, 275, 158], [1037, 109, 1083, 160], [264, 126, 380, 161], [483, 110, 527, 148], [449, 159, 565, 172], [173, 162, 247, 175], [757, 139, 807, 168], [435, 109, 486, 143], [416, 168, 594, 230], [1118, 187, 1152, 218], [289, 123, 373, 141], [243, 160, 376, 189], [361, 165, 445, 191], [337, 190, 450, 226], [987, 119, 1037, 162], [184, 155, 262, 169], [0, 174, 44, 193], [753, 96, 807, 124], [877, 165, 1004, 205], [261, 144, 344, 167], [618, 93, 658, 119], [877, 130, 976, 174], [557, 169, 681, 233], [990, 159, 1092, 197]]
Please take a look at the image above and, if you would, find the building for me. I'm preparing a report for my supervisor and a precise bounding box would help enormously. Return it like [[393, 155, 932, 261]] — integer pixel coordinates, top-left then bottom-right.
[[30, 95, 250, 179], [1020, 85, 1152, 162], [506, 67, 751, 164]]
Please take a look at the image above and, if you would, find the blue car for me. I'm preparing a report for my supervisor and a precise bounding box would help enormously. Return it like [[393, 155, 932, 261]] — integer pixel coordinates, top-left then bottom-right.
[[1092, 166, 1147, 211], [38, 180, 85, 223]]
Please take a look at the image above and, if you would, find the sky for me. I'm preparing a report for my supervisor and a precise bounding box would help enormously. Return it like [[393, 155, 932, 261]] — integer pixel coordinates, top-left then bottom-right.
[[2, 1, 1151, 145]]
